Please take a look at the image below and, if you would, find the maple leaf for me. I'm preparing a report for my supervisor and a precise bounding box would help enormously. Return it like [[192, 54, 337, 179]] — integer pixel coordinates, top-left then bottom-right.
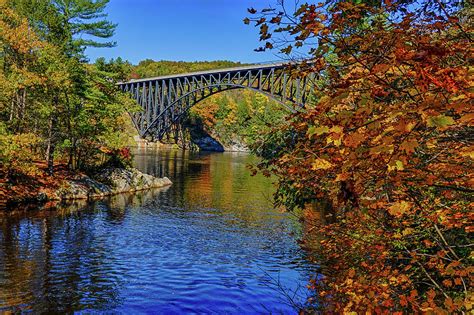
[[247, 8, 257, 14], [312, 158, 333, 170], [388, 201, 412, 216], [343, 132, 365, 148], [281, 45, 292, 54], [388, 160, 404, 171], [427, 115, 455, 129], [307, 125, 329, 138], [400, 140, 418, 154], [459, 113, 474, 125]]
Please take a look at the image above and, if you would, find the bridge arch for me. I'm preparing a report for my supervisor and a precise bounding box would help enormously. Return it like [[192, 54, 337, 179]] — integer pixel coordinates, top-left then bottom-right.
[[118, 63, 316, 140]]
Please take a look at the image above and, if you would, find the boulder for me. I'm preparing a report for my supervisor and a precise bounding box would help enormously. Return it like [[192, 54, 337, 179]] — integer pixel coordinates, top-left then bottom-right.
[[53, 168, 171, 201], [94, 168, 172, 194]]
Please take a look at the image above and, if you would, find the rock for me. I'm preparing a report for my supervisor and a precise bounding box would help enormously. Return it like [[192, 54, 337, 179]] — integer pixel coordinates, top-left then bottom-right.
[[94, 168, 172, 193], [192, 135, 225, 152], [57, 181, 90, 200], [53, 168, 172, 201], [224, 139, 249, 152]]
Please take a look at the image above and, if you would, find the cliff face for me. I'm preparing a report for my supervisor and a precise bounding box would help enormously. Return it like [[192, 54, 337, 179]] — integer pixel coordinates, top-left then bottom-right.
[[188, 122, 250, 153]]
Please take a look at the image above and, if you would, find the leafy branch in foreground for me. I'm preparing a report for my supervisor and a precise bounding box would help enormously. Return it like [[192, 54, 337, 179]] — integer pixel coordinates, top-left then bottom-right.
[[247, 0, 472, 312]]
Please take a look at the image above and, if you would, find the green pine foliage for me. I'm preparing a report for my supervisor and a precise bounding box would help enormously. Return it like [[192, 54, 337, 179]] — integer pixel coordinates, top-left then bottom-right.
[[0, 0, 134, 176]]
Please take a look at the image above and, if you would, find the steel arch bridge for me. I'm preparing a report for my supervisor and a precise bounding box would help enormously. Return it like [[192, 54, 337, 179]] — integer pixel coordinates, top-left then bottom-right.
[[118, 62, 317, 140]]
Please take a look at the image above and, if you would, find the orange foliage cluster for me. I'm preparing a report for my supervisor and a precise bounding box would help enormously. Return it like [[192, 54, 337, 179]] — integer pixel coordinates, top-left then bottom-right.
[[249, 0, 472, 313], [192, 101, 220, 128], [0, 161, 83, 209]]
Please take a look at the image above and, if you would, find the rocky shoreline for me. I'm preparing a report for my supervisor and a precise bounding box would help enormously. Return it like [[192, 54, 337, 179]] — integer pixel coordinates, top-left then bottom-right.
[[57, 168, 172, 200], [2, 167, 172, 210]]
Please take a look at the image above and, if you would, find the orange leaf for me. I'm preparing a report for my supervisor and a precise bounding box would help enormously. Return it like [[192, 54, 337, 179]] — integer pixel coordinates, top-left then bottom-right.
[[388, 201, 412, 216], [400, 139, 418, 154], [343, 132, 365, 148]]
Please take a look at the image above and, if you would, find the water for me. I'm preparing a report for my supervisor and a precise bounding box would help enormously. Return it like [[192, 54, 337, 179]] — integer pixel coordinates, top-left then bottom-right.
[[0, 149, 313, 313]]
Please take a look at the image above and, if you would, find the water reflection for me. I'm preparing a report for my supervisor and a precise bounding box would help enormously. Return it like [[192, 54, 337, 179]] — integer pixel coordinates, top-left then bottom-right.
[[0, 149, 312, 313]]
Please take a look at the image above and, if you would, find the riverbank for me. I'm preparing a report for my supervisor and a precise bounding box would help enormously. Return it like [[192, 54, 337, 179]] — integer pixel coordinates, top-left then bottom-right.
[[0, 162, 172, 210], [134, 135, 250, 153]]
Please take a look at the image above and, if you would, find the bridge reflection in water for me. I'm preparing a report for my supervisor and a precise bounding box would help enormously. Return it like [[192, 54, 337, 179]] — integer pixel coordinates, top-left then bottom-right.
[[0, 149, 314, 313]]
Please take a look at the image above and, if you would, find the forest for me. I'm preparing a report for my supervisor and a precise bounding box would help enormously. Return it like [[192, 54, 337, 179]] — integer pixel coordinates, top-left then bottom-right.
[[1, 0, 472, 313]]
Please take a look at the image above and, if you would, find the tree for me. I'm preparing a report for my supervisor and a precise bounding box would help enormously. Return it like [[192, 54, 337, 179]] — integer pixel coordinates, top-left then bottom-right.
[[247, 0, 472, 312], [1, 0, 136, 179]]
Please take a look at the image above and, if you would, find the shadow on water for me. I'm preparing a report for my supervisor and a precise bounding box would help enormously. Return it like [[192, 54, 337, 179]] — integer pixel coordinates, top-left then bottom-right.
[[0, 148, 314, 313]]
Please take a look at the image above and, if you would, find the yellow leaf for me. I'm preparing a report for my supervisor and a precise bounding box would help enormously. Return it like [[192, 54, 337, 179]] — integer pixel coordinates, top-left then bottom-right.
[[459, 146, 474, 160], [312, 158, 333, 170], [405, 122, 416, 132], [393, 232, 402, 239], [388, 201, 412, 216], [327, 136, 342, 146], [402, 228, 414, 236], [426, 139, 438, 149], [461, 151, 474, 159], [388, 160, 404, 171], [330, 125, 344, 134]]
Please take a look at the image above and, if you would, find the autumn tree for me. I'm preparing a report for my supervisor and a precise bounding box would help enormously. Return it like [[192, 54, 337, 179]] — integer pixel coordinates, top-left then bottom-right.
[[1, 0, 137, 179], [247, 0, 472, 312], [0, 0, 68, 175]]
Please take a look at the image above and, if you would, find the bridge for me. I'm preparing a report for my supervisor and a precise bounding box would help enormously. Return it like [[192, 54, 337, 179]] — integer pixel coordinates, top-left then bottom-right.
[[118, 62, 317, 140]]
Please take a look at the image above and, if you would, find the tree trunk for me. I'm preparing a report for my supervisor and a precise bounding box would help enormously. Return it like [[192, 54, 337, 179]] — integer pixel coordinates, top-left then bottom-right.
[[45, 96, 59, 176], [45, 114, 57, 176], [17, 88, 26, 132], [68, 138, 77, 170], [9, 99, 15, 122], [64, 92, 75, 170]]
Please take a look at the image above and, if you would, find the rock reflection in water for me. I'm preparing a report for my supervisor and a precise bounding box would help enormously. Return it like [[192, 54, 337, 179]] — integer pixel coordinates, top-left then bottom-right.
[[1, 149, 313, 314], [0, 187, 170, 312]]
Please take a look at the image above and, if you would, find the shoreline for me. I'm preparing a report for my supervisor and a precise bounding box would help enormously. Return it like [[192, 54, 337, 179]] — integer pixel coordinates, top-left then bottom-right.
[[1, 166, 172, 211]]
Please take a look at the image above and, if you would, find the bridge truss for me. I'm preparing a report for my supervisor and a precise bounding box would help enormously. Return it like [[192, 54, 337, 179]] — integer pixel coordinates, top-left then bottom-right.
[[118, 63, 317, 140]]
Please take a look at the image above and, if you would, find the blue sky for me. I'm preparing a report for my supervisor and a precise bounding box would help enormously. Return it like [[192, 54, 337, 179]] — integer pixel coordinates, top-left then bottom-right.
[[85, 0, 282, 65]]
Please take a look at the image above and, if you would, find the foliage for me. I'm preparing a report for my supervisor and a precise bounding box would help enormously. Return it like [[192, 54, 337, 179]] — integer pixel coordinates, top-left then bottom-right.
[[0, 123, 40, 177], [131, 59, 244, 79], [100, 147, 133, 169], [0, 0, 135, 177], [190, 89, 287, 148], [248, 0, 473, 312]]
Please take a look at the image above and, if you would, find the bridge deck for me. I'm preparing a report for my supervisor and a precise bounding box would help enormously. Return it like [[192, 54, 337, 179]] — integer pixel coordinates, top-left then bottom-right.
[[120, 62, 287, 84]]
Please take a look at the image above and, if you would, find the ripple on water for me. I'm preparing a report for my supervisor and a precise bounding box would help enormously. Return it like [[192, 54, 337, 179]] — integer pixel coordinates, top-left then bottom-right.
[[0, 150, 313, 314]]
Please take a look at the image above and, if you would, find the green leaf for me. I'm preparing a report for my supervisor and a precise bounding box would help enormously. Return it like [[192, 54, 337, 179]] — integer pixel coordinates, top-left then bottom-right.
[[427, 115, 455, 129], [307, 126, 329, 138]]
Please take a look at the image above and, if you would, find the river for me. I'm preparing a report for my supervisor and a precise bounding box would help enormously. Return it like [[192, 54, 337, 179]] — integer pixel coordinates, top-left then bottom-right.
[[0, 148, 314, 314]]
